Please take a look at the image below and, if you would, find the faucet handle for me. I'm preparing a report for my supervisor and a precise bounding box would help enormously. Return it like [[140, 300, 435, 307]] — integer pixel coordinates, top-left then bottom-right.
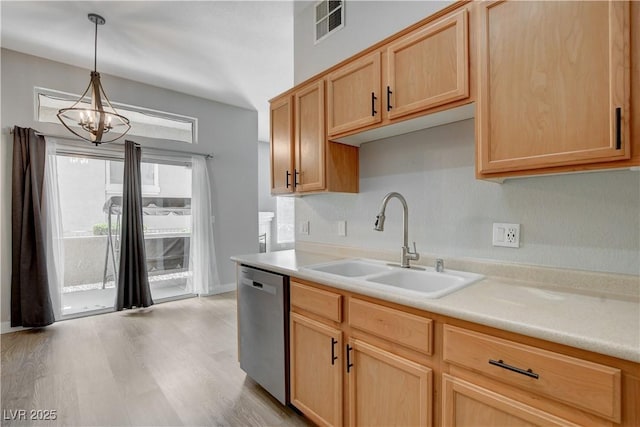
[[408, 242, 420, 261], [435, 258, 444, 273]]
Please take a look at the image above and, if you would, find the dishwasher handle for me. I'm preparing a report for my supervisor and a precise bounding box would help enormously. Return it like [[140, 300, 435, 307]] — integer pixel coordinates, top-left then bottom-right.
[[240, 278, 277, 295]]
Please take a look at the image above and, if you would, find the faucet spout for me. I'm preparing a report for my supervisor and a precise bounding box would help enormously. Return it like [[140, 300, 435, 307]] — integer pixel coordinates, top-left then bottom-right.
[[373, 192, 419, 268]]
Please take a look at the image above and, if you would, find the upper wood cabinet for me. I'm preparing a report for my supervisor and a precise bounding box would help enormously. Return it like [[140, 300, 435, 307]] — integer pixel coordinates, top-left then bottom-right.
[[295, 80, 326, 193], [270, 80, 359, 195], [327, 52, 382, 136], [386, 8, 469, 121], [325, 8, 471, 140], [270, 95, 294, 195], [477, 0, 631, 176]]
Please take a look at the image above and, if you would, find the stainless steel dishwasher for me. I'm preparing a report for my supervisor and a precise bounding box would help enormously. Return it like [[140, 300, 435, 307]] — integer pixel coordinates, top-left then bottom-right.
[[237, 264, 289, 405]]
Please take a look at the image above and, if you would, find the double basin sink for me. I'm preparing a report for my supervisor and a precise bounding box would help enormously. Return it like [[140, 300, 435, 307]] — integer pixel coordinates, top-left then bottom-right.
[[302, 258, 484, 299]]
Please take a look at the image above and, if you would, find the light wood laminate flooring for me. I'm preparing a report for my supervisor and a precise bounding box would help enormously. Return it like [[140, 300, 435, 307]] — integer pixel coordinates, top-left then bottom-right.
[[1, 292, 310, 426]]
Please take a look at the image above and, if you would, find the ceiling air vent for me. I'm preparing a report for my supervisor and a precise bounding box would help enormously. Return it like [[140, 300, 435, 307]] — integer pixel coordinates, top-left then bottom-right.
[[315, 0, 344, 43]]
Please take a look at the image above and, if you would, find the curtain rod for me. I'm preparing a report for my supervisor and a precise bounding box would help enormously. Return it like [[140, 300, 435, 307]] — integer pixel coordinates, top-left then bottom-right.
[[7, 127, 213, 160]]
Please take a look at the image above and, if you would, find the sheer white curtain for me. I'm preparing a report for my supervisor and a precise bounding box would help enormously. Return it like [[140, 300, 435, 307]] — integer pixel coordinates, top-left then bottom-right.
[[43, 137, 64, 319], [188, 156, 220, 295]]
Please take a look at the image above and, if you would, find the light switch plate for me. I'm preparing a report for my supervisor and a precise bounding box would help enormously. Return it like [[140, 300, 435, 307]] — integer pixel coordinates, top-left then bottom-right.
[[300, 221, 309, 235], [492, 223, 520, 248], [338, 221, 347, 236]]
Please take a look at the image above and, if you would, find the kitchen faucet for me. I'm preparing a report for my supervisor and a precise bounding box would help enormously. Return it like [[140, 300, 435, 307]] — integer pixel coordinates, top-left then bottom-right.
[[374, 192, 420, 268]]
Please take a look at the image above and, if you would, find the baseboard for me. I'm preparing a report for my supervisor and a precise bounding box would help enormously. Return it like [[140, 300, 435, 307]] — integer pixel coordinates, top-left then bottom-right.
[[1, 321, 30, 335]]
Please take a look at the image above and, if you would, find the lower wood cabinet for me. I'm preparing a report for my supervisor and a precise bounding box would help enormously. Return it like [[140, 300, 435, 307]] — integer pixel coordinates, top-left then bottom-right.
[[290, 280, 434, 426], [290, 312, 343, 427], [442, 374, 579, 427], [349, 338, 432, 427], [288, 278, 637, 427]]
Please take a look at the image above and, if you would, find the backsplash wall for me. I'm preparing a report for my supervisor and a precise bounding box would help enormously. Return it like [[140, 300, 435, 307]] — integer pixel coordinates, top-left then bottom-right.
[[295, 119, 640, 276]]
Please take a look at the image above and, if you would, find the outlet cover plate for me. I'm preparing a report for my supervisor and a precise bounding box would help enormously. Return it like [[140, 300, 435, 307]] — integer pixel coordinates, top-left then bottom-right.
[[492, 223, 520, 248]]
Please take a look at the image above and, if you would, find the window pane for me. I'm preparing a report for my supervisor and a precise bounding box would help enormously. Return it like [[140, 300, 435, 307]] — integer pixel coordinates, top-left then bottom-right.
[[109, 161, 155, 186], [329, 9, 342, 30], [37, 91, 196, 143]]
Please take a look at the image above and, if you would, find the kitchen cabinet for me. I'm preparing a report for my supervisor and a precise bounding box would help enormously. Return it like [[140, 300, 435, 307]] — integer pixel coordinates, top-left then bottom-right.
[[270, 95, 294, 194], [442, 374, 579, 427], [290, 280, 434, 426], [290, 312, 343, 427], [290, 281, 343, 427], [295, 80, 326, 192], [269, 80, 359, 195], [326, 52, 381, 137], [442, 325, 621, 421], [284, 277, 639, 427], [385, 8, 469, 121], [348, 338, 432, 427], [325, 7, 470, 140], [477, 0, 632, 177]]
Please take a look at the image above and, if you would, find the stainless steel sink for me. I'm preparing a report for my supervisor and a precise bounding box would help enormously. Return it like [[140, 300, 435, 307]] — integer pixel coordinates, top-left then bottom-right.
[[302, 258, 484, 299]]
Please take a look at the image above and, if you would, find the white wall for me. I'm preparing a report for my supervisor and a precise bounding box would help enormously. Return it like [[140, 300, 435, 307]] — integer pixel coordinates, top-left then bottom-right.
[[294, 0, 453, 83], [293, 2, 640, 276], [1, 49, 259, 326]]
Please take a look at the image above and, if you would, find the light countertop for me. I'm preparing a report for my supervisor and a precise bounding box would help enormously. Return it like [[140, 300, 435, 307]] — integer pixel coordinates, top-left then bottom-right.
[[231, 250, 640, 363]]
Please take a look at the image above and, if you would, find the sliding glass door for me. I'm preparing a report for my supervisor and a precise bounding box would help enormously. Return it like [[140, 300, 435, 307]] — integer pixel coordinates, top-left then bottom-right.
[[56, 153, 194, 317]]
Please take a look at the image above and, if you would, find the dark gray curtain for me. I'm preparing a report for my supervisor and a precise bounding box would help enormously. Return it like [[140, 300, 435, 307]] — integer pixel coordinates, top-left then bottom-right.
[[115, 140, 153, 310], [11, 127, 55, 327]]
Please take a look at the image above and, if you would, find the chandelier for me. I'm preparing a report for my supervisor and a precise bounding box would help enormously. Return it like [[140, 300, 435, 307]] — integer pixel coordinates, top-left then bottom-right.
[[57, 13, 130, 145]]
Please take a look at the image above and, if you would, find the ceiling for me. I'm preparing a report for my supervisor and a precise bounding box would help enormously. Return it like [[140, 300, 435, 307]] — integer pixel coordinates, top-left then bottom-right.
[[0, 1, 295, 142]]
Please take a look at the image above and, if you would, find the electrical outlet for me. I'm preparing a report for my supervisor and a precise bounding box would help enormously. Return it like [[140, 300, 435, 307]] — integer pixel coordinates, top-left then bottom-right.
[[299, 221, 309, 235], [492, 223, 520, 248]]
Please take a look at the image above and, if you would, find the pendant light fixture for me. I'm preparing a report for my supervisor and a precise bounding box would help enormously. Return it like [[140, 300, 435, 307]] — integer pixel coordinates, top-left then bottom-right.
[[57, 13, 130, 145]]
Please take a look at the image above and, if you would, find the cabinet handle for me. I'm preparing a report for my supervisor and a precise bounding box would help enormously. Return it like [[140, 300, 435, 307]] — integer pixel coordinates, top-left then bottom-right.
[[489, 359, 539, 379], [285, 170, 291, 188], [294, 169, 300, 187], [616, 107, 622, 150], [346, 344, 353, 373], [386, 86, 393, 111], [371, 92, 377, 116], [331, 338, 338, 365]]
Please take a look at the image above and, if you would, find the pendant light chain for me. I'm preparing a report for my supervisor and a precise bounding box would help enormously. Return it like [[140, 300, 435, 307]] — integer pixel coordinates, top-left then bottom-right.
[[93, 16, 98, 73]]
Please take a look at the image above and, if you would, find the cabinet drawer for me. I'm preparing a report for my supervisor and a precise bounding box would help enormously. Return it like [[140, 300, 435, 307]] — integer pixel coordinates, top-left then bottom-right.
[[443, 325, 621, 422], [291, 281, 342, 323], [349, 298, 432, 355]]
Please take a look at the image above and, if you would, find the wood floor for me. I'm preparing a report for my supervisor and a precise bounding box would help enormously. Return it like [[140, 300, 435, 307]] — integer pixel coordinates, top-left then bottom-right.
[[1, 293, 311, 426]]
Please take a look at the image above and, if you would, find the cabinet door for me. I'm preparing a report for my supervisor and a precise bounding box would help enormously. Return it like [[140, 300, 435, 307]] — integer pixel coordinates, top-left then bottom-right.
[[477, 1, 630, 174], [348, 339, 432, 427], [386, 9, 469, 120], [290, 313, 343, 427], [327, 52, 382, 137], [442, 374, 580, 427], [270, 95, 294, 194], [295, 80, 326, 193]]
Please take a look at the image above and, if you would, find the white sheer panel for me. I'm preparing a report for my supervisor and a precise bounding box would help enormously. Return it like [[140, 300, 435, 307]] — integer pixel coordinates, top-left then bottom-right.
[[188, 156, 220, 295], [43, 137, 65, 319]]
